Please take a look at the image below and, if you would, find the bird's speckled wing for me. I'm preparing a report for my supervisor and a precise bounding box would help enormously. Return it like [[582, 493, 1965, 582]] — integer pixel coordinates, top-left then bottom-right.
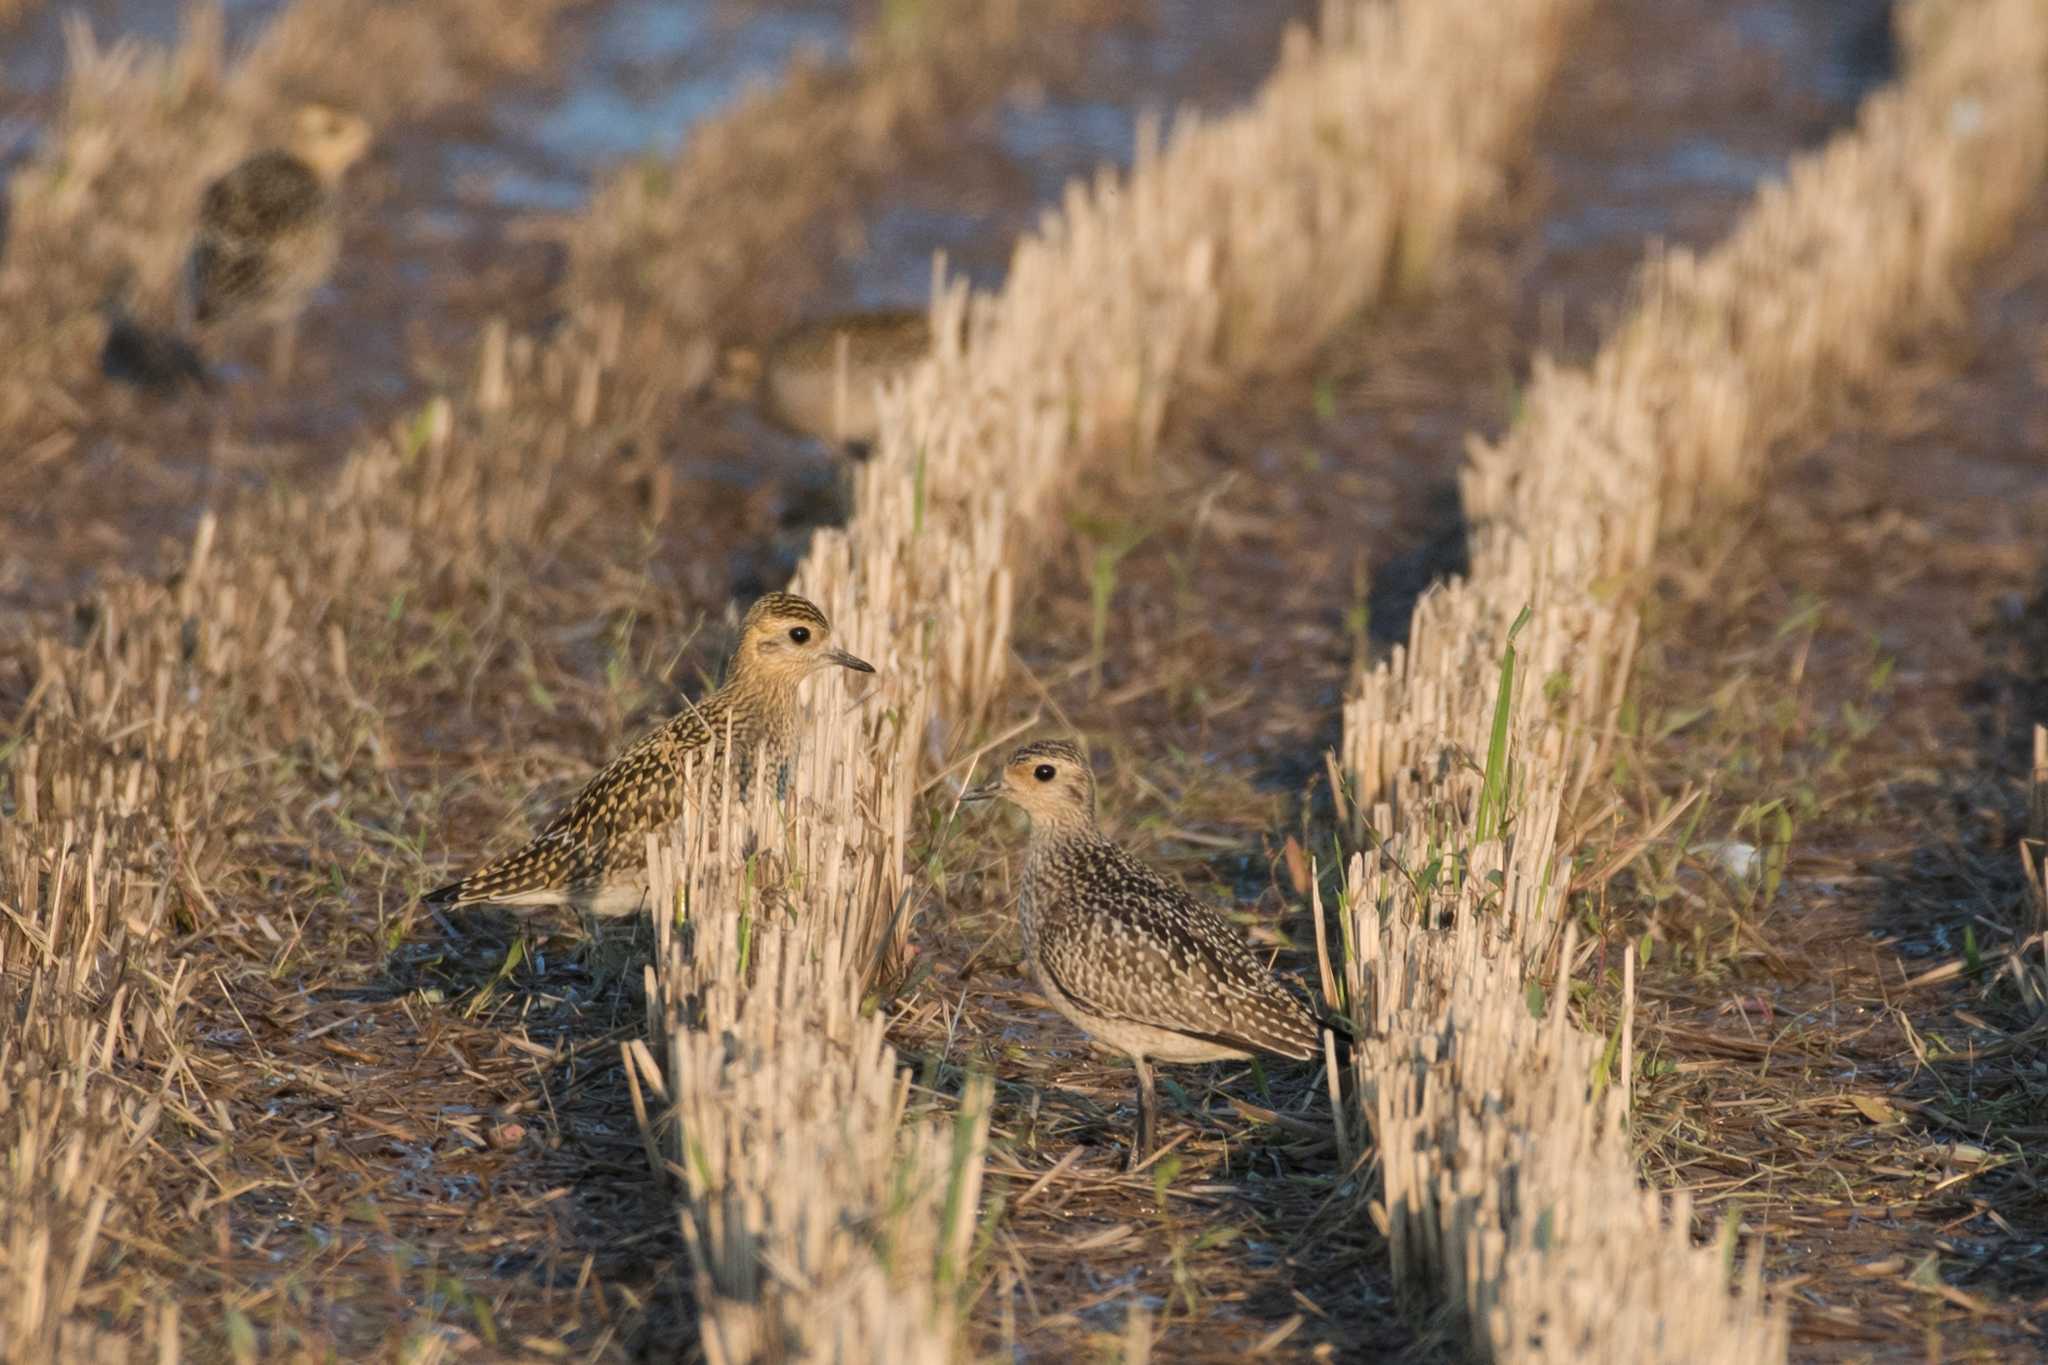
[[201, 152, 325, 240], [1034, 841, 1322, 1060], [189, 152, 333, 327], [426, 706, 715, 906], [189, 241, 272, 327]]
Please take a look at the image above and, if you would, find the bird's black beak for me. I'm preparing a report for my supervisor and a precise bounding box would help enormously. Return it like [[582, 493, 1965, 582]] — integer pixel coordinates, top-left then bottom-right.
[[828, 647, 875, 674], [960, 778, 1002, 803]]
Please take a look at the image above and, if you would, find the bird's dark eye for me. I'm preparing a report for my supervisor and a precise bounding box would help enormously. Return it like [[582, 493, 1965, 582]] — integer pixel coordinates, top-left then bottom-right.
[[788, 626, 811, 644], [1033, 764, 1057, 782]]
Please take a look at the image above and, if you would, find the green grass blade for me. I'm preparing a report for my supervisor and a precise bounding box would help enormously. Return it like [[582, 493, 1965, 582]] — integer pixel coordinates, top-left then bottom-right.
[[1475, 605, 1532, 843]]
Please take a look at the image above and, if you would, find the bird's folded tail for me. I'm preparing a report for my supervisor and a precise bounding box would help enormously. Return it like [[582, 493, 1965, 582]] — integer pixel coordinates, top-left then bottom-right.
[[1209, 986, 1329, 1064], [423, 830, 577, 908], [421, 877, 470, 907]]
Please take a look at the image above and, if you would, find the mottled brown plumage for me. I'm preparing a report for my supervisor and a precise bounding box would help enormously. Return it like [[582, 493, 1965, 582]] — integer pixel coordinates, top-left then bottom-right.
[[426, 593, 873, 920], [186, 104, 371, 379], [966, 739, 1325, 1167]]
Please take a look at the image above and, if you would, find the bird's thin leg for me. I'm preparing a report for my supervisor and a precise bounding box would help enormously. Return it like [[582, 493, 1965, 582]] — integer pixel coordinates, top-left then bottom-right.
[[1128, 1056, 1156, 1171], [269, 318, 299, 383]]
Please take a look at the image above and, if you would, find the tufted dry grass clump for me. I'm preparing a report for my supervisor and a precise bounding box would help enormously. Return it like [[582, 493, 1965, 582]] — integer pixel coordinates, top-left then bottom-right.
[[1331, 0, 2048, 1357], [0, 505, 349, 1355], [0, 580, 218, 1359]]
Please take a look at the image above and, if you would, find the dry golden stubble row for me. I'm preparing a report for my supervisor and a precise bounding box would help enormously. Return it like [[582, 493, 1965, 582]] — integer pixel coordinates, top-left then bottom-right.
[[1333, 0, 2048, 1358]]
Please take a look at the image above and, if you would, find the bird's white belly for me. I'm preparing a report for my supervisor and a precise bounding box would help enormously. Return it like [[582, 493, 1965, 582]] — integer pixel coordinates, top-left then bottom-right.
[[575, 880, 652, 919], [486, 880, 648, 919], [764, 362, 885, 444]]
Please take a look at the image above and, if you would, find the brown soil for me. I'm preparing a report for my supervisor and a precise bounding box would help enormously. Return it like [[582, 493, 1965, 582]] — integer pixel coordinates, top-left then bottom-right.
[[1626, 186, 2048, 1359]]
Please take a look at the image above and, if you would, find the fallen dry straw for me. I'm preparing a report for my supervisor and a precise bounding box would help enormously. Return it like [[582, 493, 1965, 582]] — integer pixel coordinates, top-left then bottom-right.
[[1332, 0, 2048, 1357]]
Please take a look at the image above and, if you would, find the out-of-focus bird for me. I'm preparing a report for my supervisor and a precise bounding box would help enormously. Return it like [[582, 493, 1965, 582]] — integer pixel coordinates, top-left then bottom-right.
[[186, 102, 372, 381], [424, 592, 874, 922], [720, 309, 932, 456], [964, 739, 1329, 1168]]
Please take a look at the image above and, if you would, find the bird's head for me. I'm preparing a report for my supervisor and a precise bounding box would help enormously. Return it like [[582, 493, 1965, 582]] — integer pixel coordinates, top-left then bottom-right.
[[962, 739, 1097, 831], [288, 103, 373, 182], [731, 592, 875, 686]]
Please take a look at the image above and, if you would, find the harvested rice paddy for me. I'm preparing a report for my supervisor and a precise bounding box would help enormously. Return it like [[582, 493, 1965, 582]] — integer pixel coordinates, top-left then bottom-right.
[[3, 1, 2046, 1361]]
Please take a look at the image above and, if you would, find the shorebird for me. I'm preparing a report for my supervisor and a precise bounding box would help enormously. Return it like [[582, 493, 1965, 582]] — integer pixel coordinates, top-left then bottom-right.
[[723, 309, 932, 455], [964, 740, 1326, 1167], [425, 593, 873, 921], [186, 102, 372, 381]]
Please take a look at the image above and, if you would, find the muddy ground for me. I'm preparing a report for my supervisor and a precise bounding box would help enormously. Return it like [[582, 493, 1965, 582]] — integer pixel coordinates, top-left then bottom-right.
[[9, 0, 2048, 1360]]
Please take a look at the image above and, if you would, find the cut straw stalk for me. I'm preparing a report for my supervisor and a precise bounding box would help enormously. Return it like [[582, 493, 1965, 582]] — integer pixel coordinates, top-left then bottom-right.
[[0, 816, 193, 1363], [0, 537, 239, 1360], [1334, 0, 2048, 1357], [640, 753, 991, 1361]]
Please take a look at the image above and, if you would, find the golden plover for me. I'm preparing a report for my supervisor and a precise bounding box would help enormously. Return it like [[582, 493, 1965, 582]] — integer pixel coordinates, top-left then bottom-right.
[[730, 309, 932, 454], [186, 102, 372, 381], [425, 592, 874, 920], [964, 739, 1325, 1167]]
